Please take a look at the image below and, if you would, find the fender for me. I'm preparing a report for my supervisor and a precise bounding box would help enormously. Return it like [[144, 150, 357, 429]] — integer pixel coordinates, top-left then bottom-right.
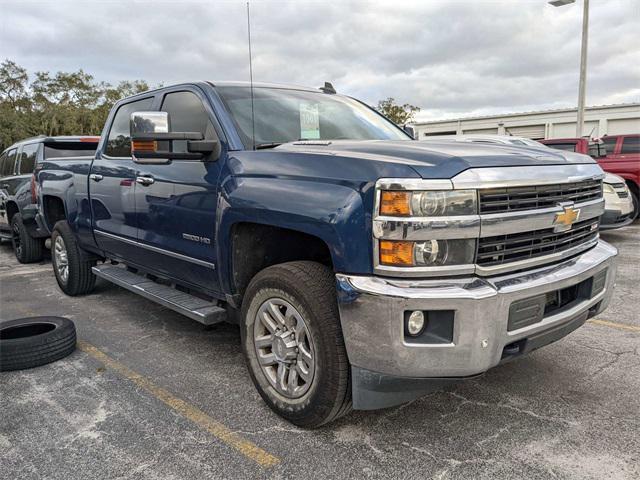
[[216, 174, 373, 295], [37, 160, 96, 249]]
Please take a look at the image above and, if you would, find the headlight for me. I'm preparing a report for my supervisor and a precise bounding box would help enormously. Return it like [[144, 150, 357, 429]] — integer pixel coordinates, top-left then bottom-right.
[[380, 190, 476, 217], [603, 183, 615, 194], [379, 239, 476, 267]]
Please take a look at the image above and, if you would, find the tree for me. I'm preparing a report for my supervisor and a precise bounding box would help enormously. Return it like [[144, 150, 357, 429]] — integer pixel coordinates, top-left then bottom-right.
[[377, 97, 420, 126], [0, 59, 152, 150]]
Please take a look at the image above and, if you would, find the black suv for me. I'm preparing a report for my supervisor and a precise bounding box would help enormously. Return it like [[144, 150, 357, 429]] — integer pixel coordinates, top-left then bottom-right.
[[0, 136, 99, 262]]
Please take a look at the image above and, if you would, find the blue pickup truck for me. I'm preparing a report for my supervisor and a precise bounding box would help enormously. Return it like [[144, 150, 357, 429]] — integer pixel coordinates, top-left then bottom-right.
[[36, 81, 618, 427]]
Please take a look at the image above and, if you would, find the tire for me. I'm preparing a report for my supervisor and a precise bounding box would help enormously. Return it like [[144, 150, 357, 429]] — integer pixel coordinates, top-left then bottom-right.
[[630, 190, 639, 222], [241, 261, 351, 428], [0, 317, 76, 371], [11, 214, 44, 263], [51, 220, 96, 296]]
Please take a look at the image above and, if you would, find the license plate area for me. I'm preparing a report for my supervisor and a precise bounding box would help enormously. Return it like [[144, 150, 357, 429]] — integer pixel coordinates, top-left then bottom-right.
[[507, 269, 607, 332]]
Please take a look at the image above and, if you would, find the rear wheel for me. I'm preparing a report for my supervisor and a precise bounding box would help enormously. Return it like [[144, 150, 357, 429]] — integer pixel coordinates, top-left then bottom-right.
[[51, 221, 96, 296], [10, 214, 44, 263], [241, 261, 351, 428]]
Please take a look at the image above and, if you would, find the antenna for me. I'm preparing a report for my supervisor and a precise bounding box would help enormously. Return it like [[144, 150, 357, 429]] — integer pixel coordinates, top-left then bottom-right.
[[246, 2, 256, 150]]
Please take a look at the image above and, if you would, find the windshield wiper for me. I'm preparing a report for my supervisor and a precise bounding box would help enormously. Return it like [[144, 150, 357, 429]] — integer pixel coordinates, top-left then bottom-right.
[[254, 142, 283, 150]]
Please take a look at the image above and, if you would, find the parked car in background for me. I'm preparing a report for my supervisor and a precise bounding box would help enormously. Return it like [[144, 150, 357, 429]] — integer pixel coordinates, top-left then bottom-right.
[[601, 173, 635, 229], [541, 135, 639, 220], [0, 136, 99, 262], [596, 134, 639, 220]]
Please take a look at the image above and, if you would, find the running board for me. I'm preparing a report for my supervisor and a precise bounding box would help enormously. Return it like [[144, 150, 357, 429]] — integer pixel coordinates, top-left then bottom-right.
[[92, 265, 226, 325]]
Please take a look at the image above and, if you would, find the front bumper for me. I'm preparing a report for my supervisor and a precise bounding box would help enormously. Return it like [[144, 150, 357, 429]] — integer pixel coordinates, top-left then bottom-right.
[[601, 192, 634, 229], [336, 241, 617, 409]]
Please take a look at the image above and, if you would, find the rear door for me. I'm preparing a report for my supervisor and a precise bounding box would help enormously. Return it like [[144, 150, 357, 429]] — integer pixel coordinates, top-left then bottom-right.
[[0, 147, 19, 231], [90, 96, 155, 260], [135, 88, 222, 293]]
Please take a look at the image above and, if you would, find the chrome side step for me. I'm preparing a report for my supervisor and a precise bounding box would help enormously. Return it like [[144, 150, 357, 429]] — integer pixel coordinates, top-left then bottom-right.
[[92, 265, 226, 325]]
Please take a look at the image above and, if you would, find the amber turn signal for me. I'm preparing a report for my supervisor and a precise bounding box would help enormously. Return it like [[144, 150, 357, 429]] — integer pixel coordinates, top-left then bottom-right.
[[379, 240, 414, 266], [380, 191, 411, 216], [132, 140, 157, 152]]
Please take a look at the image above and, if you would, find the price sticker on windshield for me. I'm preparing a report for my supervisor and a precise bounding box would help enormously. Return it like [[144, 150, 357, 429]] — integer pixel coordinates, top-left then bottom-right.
[[300, 102, 320, 139]]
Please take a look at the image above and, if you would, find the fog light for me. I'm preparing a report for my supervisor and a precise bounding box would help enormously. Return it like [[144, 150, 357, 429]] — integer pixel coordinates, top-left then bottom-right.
[[407, 311, 425, 336]]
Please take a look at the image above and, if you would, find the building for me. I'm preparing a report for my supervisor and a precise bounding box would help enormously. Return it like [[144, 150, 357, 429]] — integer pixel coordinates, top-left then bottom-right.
[[411, 103, 640, 140]]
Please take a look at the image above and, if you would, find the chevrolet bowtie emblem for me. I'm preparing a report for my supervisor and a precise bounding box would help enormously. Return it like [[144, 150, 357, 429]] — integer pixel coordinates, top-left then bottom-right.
[[553, 205, 580, 232]]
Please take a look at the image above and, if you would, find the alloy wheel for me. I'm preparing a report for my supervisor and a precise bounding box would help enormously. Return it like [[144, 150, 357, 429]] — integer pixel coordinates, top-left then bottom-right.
[[53, 236, 69, 284], [253, 298, 316, 398]]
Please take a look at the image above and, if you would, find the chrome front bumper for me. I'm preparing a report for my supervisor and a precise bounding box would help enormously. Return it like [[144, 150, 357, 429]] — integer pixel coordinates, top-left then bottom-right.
[[336, 241, 617, 380]]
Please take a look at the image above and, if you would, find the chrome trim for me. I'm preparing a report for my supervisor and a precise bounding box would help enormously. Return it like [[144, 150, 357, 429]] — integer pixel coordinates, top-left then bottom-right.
[[374, 215, 480, 240], [476, 235, 599, 276], [480, 198, 604, 237], [337, 241, 617, 378], [376, 178, 453, 191], [452, 164, 604, 189], [95, 230, 216, 269]]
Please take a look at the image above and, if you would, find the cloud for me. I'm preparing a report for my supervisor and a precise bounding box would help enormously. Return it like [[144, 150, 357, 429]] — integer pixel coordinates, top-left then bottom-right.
[[1, 0, 638, 121]]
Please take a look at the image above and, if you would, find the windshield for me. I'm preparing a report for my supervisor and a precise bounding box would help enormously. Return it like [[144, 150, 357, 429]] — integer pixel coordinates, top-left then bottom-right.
[[216, 86, 410, 148]]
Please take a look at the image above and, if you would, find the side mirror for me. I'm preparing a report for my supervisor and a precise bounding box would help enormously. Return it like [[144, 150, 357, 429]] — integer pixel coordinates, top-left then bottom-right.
[[402, 124, 416, 139], [130, 111, 220, 164]]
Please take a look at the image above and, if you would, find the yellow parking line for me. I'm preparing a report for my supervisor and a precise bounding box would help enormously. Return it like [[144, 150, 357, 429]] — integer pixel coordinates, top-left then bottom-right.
[[77, 341, 280, 468], [588, 319, 640, 333]]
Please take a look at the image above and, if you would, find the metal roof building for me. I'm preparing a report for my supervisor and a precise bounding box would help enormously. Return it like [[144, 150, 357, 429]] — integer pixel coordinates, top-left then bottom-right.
[[411, 103, 640, 140]]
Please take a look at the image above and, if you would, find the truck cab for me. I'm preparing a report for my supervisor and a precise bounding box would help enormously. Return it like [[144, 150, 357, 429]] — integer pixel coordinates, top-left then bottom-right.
[[36, 82, 618, 427]]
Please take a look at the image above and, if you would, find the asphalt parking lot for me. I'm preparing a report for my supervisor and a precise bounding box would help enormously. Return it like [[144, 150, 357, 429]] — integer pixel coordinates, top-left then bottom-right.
[[1, 226, 639, 480]]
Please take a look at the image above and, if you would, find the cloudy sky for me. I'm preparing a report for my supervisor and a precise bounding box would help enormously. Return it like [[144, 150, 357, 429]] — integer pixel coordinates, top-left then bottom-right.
[[1, 0, 638, 121]]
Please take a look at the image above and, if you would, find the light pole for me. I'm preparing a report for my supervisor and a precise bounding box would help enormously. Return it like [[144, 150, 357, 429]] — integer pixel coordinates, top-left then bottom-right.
[[549, 0, 589, 137]]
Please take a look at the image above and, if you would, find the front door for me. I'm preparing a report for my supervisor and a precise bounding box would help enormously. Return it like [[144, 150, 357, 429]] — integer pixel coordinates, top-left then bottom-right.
[[135, 88, 222, 293], [91, 96, 154, 260]]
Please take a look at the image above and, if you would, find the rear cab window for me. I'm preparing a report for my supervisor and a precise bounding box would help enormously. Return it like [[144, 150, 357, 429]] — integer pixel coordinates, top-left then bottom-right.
[[621, 136, 639, 154], [105, 97, 155, 157], [44, 143, 97, 160], [546, 143, 577, 152], [601, 137, 618, 156]]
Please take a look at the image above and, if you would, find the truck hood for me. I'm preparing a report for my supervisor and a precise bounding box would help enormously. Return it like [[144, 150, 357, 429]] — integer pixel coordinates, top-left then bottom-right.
[[276, 140, 596, 179]]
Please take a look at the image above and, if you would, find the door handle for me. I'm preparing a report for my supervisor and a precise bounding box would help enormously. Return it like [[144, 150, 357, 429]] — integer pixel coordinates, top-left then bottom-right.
[[136, 176, 155, 186], [89, 174, 103, 182]]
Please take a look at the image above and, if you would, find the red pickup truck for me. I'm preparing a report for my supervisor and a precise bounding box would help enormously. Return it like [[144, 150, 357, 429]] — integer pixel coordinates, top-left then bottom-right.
[[542, 134, 639, 219]]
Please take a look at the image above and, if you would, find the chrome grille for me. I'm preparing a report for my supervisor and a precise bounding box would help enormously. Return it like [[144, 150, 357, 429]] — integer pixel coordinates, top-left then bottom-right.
[[477, 218, 599, 267], [479, 180, 602, 214]]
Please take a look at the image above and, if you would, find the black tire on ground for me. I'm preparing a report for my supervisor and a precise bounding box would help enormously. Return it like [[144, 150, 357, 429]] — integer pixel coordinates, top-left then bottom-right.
[[630, 190, 639, 221], [241, 261, 352, 428], [10, 213, 44, 263], [51, 220, 96, 296], [0, 317, 76, 371]]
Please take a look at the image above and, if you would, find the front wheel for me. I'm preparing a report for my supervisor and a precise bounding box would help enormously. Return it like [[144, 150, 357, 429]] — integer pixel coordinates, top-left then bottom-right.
[[241, 261, 351, 428], [51, 221, 96, 296]]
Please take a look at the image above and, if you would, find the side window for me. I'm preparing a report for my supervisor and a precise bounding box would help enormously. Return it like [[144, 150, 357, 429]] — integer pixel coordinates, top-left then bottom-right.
[[0, 151, 6, 177], [19, 143, 40, 174], [601, 137, 618, 156], [2, 148, 17, 177], [161, 91, 215, 154], [547, 143, 577, 152], [105, 97, 154, 157], [621, 137, 640, 154]]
